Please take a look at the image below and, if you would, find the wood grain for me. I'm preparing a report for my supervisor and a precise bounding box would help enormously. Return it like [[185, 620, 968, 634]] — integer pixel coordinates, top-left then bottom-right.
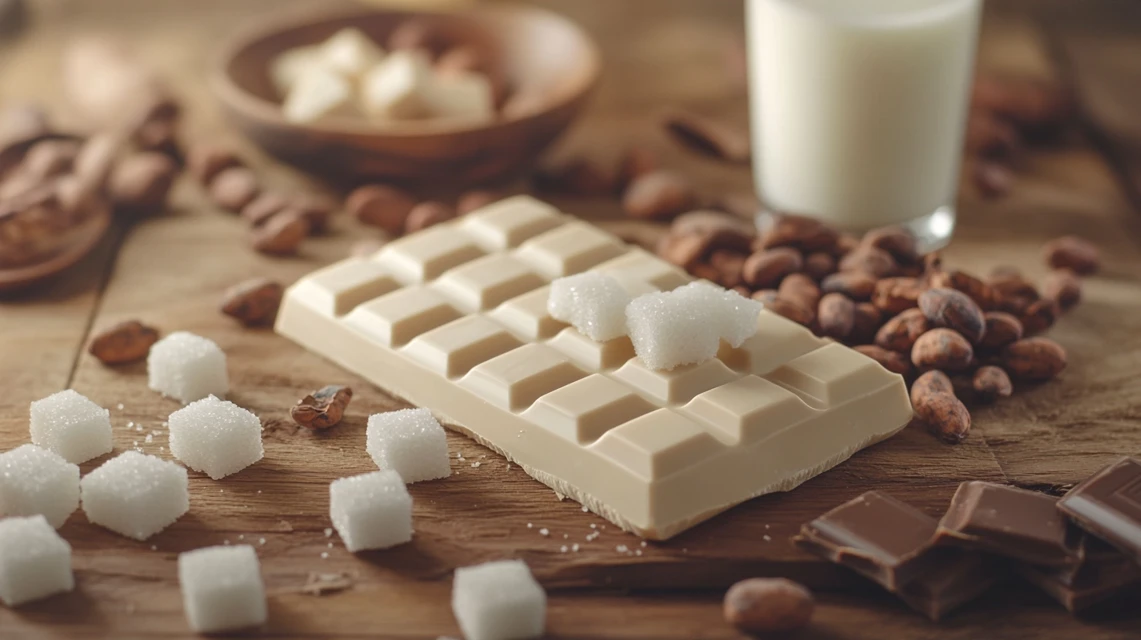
[[2, 0, 1141, 638]]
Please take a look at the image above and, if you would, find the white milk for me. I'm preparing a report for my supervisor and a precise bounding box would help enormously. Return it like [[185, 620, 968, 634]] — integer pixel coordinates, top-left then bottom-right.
[[748, 0, 981, 231]]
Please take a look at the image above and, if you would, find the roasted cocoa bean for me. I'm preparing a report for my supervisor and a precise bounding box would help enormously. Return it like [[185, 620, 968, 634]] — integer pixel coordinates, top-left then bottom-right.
[[88, 320, 159, 365], [872, 277, 924, 315], [911, 328, 974, 372], [723, 578, 814, 635], [875, 308, 929, 353], [854, 345, 913, 376], [972, 366, 1013, 403], [978, 312, 1023, 350], [817, 292, 855, 340], [742, 247, 803, 289], [918, 288, 987, 345], [1042, 269, 1081, 310], [1002, 337, 1067, 381], [1042, 235, 1100, 275], [821, 271, 877, 301], [291, 385, 353, 430], [220, 277, 284, 327]]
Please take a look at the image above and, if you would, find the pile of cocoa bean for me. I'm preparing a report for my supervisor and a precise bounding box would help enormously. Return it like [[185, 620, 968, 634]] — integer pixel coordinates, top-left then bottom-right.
[[657, 210, 1098, 444], [345, 183, 501, 239]]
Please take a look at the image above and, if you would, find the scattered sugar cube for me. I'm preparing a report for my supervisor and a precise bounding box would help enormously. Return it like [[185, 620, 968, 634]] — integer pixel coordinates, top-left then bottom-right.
[[0, 444, 80, 528], [626, 288, 720, 371], [168, 396, 263, 480], [547, 273, 631, 342], [29, 389, 113, 464], [329, 470, 412, 552], [178, 545, 267, 633], [147, 332, 229, 403], [423, 70, 494, 124], [361, 49, 434, 120], [270, 45, 323, 96], [452, 560, 546, 640], [366, 408, 449, 483], [81, 451, 189, 541], [0, 515, 74, 606], [283, 65, 356, 124], [318, 28, 385, 78]]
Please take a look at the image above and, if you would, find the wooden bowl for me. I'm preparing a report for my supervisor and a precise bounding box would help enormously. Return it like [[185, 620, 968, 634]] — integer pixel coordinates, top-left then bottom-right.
[[212, 5, 601, 189]]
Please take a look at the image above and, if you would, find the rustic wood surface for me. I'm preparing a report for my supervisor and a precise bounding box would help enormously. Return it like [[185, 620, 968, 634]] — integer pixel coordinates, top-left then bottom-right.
[[1, 0, 1140, 638]]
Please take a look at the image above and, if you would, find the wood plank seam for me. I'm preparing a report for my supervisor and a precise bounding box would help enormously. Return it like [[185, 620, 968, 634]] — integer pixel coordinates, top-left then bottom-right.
[[61, 224, 130, 391]]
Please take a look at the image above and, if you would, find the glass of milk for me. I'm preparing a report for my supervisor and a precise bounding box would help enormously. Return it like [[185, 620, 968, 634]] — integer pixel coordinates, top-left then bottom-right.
[[747, 0, 982, 250]]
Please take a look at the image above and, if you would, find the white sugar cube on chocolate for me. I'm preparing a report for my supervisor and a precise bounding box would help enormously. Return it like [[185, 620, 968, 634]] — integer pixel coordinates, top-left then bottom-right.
[[625, 287, 722, 371], [0, 515, 74, 607], [283, 65, 357, 124], [0, 444, 80, 528], [147, 331, 229, 403], [366, 408, 450, 483], [451, 559, 546, 640], [178, 545, 267, 633], [270, 45, 323, 97], [329, 470, 413, 552], [674, 281, 762, 348], [361, 49, 434, 120], [29, 389, 113, 464], [81, 451, 189, 541], [318, 27, 385, 78], [424, 69, 495, 124], [168, 396, 263, 480], [547, 272, 631, 343]]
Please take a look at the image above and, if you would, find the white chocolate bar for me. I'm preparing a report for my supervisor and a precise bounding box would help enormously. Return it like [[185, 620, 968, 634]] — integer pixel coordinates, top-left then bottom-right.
[[277, 196, 912, 539]]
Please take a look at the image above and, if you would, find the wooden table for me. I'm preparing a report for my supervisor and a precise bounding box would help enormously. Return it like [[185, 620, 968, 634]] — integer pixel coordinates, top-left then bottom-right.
[[2, 0, 1140, 637]]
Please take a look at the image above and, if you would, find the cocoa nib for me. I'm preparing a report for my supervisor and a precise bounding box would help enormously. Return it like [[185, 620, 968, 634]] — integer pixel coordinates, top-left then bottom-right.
[[88, 320, 159, 365], [291, 385, 353, 430], [221, 278, 284, 327]]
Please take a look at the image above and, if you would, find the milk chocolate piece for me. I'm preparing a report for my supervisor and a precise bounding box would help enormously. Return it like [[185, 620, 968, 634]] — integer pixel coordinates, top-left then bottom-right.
[[277, 196, 913, 539], [1017, 535, 1141, 613], [1057, 457, 1141, 564], [795, 491, 1000, 620], [936, 481, 1083, 567]]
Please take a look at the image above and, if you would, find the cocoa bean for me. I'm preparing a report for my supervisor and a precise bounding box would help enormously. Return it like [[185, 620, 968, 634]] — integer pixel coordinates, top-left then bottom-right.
[[851, 303, 883, 344], [974, 161, 1014, 198], [911, 328, 974, 372], [863, 226, 919, 264], [723, 578, 814, 635], [756, 213, 838, 252], [1042, 235, 1100, 275], [778, 273, 821, 311], [657, 232, 711, 269], [821, 271, 877, 301], [669, 210, 755, 248], [535, 158, 616, 196], [209, 166, 260, 212], [456, 189, 501, 215], [708, 250, 746, 289], [1002, 337, 1067, 380], [1019, 298, 1058, 336], [108, 151, 177, 215], [755, 293, 814, 326], [854, 345, 913, 376], [250, 210, 307, 255], [803, 251, 836, 280], [817, 293, 855, 340], [294, 194, 336, 233], [404, 201, 455, 234], [833, 232, 861, 257], [220, 277, 283, 327], [186, 141, 242, 185], [911, 369, 954, 399], [742, 247, 802, 288], [616, 145, 659, 189], [927, 269, 993, 310], [88, 320, 159, 365], [1042, 269, 1081, 310], [346, 184, 417, 235], [690, 262, 720, 283], [872, 277, 924, 315], [978, 312, 1023, 350], [918, 288, 987, 345], [838, 246, 897, 278], [875, 308, 928, 353], [291, 385, 353, 430], [661, 109, 751, 163], [621, 170, 695, 220], [916, 391, 972, 444], [972, 366, 1013, 403], [965, 109, 1021, 158], [241, 192, 289, 227]]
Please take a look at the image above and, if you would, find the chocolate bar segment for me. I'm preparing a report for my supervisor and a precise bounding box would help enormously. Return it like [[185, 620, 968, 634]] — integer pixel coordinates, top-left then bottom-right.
[[795, 491, 1000, 620], [1017, 535, 1141, 613], [1057, 457, 1141, 565], [936, 481, 1082, 567]]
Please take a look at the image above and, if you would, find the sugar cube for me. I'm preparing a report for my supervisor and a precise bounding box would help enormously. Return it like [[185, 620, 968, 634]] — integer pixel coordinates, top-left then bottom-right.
[[451, 559, 546, 640], [625, 286, 722, 371], [318, 27, 385, 78], [547, 272, 631, 342], [168, 396, 263, 480], [147, 332, 229, 403], [0, 515, 74, 606], [361, 49, 434, 120], [270, 45, 322, 97], [283, 65, 356, 124], [178, 545, 267, 633], [0, 444, 80, 528], [423, 69, 494, 124], [29, 389, 113, 464], [329, 470, 413, 552], [366, 408, 450, 483], [81, 451, 189, 541], [674, 281, 762, 348]]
